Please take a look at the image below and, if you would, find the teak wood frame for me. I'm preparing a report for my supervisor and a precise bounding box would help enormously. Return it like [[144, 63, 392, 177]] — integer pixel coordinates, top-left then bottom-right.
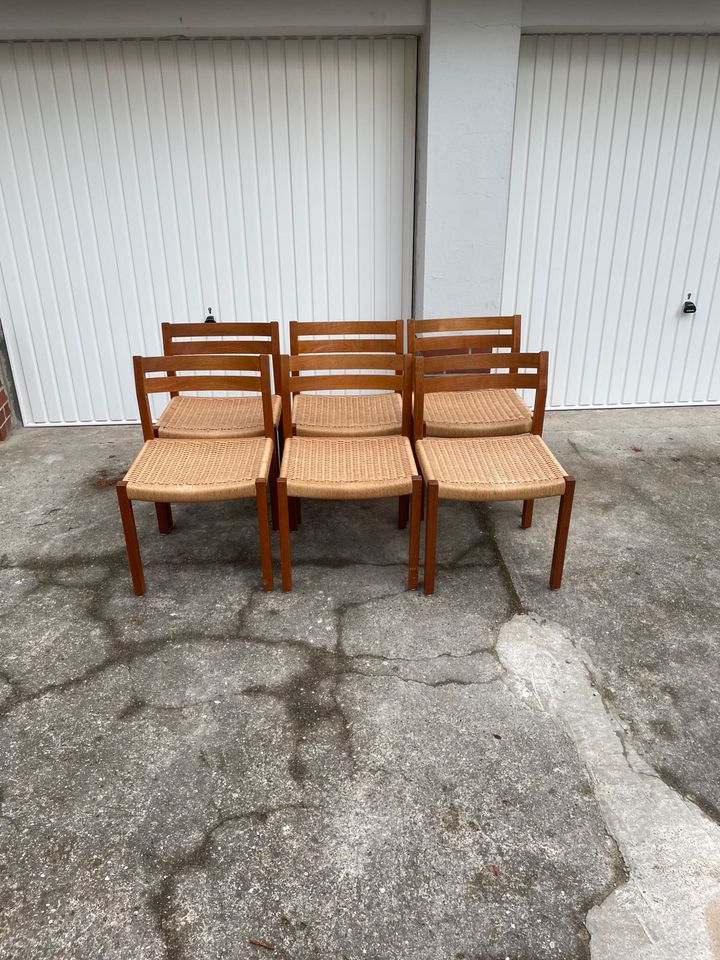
[[289, 319, 404, 356], [277, 352, 421, 591], [413, 351, 575, 591], [161, 320, 282, 396], [407, 315, 521, 356], [117, 353, 277, 595], [134, 351, 280, 529]]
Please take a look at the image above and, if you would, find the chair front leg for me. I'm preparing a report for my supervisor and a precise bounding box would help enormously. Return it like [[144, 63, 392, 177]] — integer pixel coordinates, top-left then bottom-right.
[[155, 502, 173, 534], [550, 476, 576, 589], [278, 477, 293, 592], [255, 478, 274, 591], [521, 499, 534, 529], [407, 476, 422, 589], [424, 480, 440, 595], [116, 482, 145, 596]]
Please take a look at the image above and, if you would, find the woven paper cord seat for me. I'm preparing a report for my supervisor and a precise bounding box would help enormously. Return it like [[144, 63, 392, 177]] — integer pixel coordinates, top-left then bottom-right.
[[156, 394, 281, 439], [423, 388, 532, 437], [124, 438, 274, 502], [416, 434, 567, 502], [292, 392, 403, 437], [281, 436, 416, 499]]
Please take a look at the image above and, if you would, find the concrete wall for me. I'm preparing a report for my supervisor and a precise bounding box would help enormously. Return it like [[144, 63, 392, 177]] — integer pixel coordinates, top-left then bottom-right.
[[522, 0, 720, 33], [414, 0, 522, 317], [0, 0, 426, 39]]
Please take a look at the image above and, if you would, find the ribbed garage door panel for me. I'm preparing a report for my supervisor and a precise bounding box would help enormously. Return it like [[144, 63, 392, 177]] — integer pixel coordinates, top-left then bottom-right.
[[502, 35, 720, 409], [0, 38, 416, 424]]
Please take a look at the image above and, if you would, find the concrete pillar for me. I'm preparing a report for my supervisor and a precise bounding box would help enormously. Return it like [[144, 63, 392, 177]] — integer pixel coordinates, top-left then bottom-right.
[[414, 0, 522, 317]]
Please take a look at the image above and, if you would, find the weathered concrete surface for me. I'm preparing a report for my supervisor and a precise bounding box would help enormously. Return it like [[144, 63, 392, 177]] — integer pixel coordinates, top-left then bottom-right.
[[498, 614, 720, 959], [0, 409, 717, 959], [491, 407, 720, 822]]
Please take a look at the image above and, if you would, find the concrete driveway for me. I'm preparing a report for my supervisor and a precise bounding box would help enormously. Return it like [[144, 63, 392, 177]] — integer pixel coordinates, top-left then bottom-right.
[[0, 408, 718, 959]]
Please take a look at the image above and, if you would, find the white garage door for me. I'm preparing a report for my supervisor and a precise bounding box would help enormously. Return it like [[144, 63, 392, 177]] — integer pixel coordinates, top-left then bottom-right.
[[502, 35, 720, 409], [0, 38, 416, 425]]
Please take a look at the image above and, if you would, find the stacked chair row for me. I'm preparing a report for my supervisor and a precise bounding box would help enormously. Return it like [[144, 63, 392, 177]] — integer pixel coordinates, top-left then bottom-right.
[[116, 317, 575, 595]]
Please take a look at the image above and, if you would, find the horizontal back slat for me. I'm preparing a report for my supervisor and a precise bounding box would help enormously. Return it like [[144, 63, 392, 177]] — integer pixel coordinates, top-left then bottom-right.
[[422, 372, 540, 392], [298, 338, 400, 354], [143, 374, 263, 394], [415, 334, 515, 352], [167, 339, 274, 356], [139, 354, 263, 373], [412, 316, 518, 333], [163, 321, 275, 339], [286, 373, 404, 394], [288, 353, 406, 372], [420, 352, 542, 373], [293, 320, 399, 336]]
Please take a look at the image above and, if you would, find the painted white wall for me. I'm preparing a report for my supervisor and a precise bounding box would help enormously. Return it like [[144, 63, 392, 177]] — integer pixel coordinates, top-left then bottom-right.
[[0, 0, 426, 39], [414, 0, 522, 318], [522, 0, 720, 33]]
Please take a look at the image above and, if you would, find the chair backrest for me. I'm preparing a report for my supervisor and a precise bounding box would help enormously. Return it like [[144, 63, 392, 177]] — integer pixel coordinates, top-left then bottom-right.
[[279, 352, 412, 442], [408, 315, 521, 358], [413, 351, 549, 442], [289, 320, 403, 356], [161, 321, 281, 396], [133, 353, 275, 442]]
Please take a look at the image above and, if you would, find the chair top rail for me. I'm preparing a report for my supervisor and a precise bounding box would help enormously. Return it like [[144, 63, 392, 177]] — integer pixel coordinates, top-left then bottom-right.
[[162, 321, 277, 339], [411, 315, 519, 334], [291, 320, 401, 336], [141, 374, 267, 395], [138, 353, 266, 373]]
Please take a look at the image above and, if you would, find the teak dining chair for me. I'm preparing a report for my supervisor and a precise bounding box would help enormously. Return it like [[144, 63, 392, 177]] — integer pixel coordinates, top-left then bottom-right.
[[116, 354, 277, 595], [288, 320, 404, 437], [407, 316, 535, 438], [412, 352, 575, 593], [157, 321, 282, 439], [276, 353, 422, 591]]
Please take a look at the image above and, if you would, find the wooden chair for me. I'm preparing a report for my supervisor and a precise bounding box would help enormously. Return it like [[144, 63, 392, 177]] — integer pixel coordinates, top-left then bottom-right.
[[116, 354, 277, 595], [276, 353, 422, 591], [157, 321, 281, 439], [288, 320, 404, 436], [412, 352, 575, 593], [408, 316, 536, 437]]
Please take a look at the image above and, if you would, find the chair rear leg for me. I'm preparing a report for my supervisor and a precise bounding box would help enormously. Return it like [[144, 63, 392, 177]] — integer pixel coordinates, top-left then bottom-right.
[[116, 482, 145, 596], [269, 446, 280, 532], [255, 478, 274, 591], [407, 477, 422, 589], [550, 476, 576, 589], [398, 494, 410, 529], [278, 478, 293, 591], [424, 481, 439, 595], [521, 499, 534, 529], [155, 502, 173, 534], [289, 496, 300, 531]]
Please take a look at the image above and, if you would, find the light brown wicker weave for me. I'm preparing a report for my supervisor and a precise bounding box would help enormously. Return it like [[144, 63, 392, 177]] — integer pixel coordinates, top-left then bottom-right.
[[157, 394, 282, 439], [415, 434, 566, 501], [124, 437, 274, 502], [292, 393, 403, 437], [422, 388, 532, 438], [280, 436, 416, 499]]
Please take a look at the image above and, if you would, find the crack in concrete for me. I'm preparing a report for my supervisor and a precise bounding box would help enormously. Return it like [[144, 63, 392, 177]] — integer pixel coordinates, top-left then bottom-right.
[[497, 613, 720, 959], [147, 803, 309, 960]]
